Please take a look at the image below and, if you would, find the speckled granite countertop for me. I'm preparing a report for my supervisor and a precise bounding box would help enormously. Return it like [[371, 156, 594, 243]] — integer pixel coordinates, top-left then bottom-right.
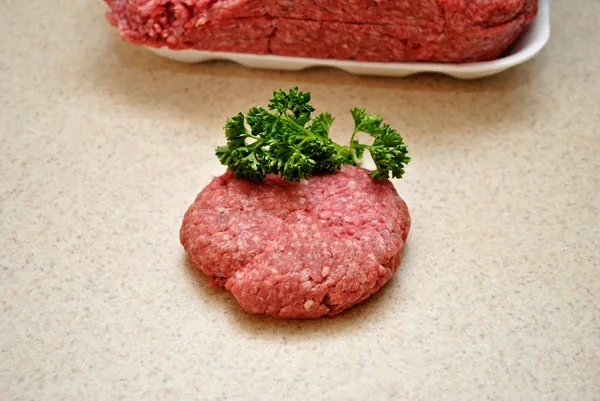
[[1, 1, 598, 400]]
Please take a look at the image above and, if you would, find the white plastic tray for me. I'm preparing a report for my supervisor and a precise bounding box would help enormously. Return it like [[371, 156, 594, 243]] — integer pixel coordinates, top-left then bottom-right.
[[146, 0, 549, 79]]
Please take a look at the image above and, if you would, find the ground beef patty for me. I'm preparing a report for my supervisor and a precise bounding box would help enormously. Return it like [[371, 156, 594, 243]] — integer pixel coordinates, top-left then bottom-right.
[[180, 165, 411, 318]]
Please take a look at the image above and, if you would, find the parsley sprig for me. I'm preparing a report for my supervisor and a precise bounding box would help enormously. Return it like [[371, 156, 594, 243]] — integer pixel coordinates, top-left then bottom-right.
[[216, 87, 410, 182]]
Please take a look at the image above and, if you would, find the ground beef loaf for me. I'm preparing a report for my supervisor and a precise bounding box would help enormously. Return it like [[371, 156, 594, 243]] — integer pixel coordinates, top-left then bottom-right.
[[179, 165, 411, 318], [106, 0, 538, 63]]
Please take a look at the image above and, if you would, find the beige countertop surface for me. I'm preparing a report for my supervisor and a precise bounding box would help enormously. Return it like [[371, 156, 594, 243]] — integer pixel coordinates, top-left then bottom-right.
[[1, 1, 599, 400]]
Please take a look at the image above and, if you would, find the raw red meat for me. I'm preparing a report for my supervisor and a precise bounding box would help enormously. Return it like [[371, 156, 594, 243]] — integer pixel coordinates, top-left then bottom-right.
[[179, 165, 411, 318], [105, 0, 538, 62]]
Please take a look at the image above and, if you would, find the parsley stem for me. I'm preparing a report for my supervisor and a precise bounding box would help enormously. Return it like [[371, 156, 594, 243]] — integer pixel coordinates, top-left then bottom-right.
[[349, 128, 359, 145], [285, 116, 314, 137], [349, 128, 364, 165], [282, 114, 319, 147], [297, 137, 312, 147]]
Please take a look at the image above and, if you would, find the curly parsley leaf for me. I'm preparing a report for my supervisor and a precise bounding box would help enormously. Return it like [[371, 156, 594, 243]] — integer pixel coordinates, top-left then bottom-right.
[[268, 87, 315, 127], [309, 112, 334, 138], [350, 107, 384, 136], [215, 87, 410, 182], [350, 110, 411, 180]]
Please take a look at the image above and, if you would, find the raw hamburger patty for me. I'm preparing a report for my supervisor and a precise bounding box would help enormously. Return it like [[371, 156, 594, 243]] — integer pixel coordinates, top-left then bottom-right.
[[105, 0, 538, 63], [180, 165, 411, 318]]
